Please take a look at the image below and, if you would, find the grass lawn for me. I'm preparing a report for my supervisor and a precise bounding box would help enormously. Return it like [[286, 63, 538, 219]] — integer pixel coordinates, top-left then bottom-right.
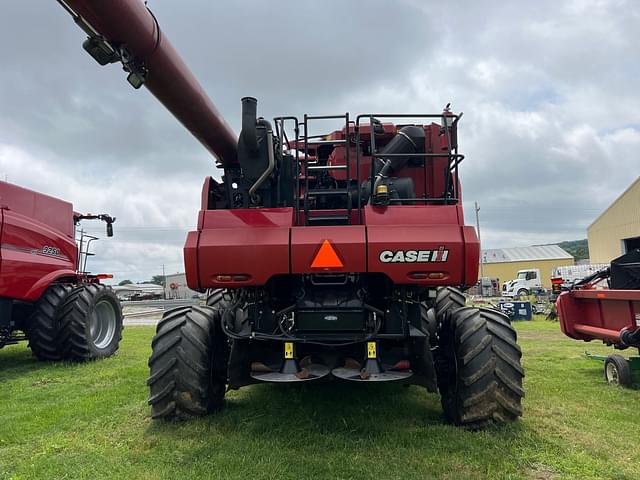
[[1, 317, 639, 480]]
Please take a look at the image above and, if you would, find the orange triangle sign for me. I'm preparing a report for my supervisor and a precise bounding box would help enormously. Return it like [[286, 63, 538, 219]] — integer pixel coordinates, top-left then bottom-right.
[[311, 240, 343, 268]]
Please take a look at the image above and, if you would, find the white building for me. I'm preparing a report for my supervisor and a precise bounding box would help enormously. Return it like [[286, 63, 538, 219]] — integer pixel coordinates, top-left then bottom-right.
[[165, 272, 201, 299]]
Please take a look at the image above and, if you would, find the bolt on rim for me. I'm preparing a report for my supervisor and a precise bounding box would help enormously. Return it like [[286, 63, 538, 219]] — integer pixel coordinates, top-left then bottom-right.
[[605, 362, 619, 384], [90, 299, 117, 349]]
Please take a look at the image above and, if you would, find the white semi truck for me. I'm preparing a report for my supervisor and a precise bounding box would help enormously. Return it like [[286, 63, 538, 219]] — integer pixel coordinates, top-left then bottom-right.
[[502, 269, 541, 298], [503, 263, 610, 298]]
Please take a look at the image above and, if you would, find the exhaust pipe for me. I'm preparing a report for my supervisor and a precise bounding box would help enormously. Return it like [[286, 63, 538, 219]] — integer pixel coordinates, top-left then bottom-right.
[[240, 96, 259, 155]]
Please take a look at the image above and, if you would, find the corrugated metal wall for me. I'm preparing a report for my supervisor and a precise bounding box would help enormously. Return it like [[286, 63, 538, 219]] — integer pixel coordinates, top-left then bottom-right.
[[588, 178, 640, 263]]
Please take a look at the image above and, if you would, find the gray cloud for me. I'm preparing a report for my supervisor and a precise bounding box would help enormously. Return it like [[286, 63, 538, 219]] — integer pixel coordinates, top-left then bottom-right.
[[1, 0, 638, 283]]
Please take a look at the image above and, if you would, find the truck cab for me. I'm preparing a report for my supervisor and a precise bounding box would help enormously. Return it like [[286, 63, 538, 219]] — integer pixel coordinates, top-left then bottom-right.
[[502, 268, 541, 298]]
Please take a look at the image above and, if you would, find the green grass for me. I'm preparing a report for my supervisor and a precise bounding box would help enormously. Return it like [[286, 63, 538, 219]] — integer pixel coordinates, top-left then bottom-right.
[[1, 317, 639, 480]]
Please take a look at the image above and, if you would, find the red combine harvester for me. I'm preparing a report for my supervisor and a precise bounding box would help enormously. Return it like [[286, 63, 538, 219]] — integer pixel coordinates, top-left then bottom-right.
[[57, 0, 523, 427], [557, 250, 640, 387], [0, 181, 123, 360]]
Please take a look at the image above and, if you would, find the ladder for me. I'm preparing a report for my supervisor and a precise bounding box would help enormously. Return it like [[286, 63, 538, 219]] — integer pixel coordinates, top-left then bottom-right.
[[302, 113, 353, 226]]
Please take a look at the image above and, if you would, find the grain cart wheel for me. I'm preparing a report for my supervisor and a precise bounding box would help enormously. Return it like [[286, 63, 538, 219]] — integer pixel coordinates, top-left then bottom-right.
[[26, 284, 73, 361], [148, 306, 229, 419], [58, 283, 123, 361], [604, 354, 632, 387], [435, 286, 466, 318], [436, 307, 524, 428]]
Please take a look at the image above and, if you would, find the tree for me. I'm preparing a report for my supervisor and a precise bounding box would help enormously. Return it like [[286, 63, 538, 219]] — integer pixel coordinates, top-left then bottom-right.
[[118, 279, 133, 286], [150, 275, 166, 286]]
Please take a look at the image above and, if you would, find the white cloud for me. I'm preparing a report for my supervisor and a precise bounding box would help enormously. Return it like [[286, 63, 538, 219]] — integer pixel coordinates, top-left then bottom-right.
[[1, 0, 638, 280]]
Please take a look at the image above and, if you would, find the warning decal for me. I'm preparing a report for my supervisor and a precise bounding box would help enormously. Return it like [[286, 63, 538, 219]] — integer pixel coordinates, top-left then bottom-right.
[[311, 240, 344, 268]]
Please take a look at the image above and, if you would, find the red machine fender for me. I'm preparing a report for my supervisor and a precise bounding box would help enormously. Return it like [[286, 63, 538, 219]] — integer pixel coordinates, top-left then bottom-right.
[[23, 269, 78, 302]]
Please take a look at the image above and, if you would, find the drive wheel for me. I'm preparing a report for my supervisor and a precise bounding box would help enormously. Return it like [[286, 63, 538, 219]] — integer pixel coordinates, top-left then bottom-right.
[[206, 288, 230, 310], [435, 287, 466, 318], [58, 283, 123, 361], [148, 305, 228, 419], [26, 284, 73, 361], [604, 354, 632, 387], [436, 306, 524, 428]]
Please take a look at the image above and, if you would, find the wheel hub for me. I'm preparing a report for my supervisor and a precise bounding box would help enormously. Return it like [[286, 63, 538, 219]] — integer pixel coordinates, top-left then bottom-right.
[[605, 362, 619, 384], [90, 299, 117, 349]]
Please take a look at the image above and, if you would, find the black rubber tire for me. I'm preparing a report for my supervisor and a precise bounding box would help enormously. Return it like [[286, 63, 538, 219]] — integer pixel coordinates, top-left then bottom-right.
[[435, 287, 466, 319], [517, 289, 529, 299], [437, 306, 524, 428], [604, 354, 632, 387], [148, 305, 228, 420], [26, 284, 73, 361], [58, 283, 123, 361], [206, 289, 228, 309]]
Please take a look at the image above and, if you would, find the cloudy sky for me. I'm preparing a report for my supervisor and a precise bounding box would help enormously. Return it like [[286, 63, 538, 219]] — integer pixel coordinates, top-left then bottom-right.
[[1, 0, 639, 283]]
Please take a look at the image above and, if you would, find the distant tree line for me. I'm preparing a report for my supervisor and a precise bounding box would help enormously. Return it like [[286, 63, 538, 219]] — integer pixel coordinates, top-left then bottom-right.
[[557, 239, 589, 261], [117, 276, 165, 286]]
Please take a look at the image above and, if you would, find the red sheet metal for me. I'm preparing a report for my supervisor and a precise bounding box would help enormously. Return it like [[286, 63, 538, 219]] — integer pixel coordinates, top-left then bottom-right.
[[557, 289, 640, 345]]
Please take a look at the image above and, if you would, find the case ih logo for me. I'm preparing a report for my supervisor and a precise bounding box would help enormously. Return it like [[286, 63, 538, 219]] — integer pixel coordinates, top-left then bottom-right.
[[379, 246, 449, 263]]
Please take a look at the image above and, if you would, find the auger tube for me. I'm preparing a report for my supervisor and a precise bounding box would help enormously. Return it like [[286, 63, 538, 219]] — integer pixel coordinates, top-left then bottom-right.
[[58, 0, 238, 166]]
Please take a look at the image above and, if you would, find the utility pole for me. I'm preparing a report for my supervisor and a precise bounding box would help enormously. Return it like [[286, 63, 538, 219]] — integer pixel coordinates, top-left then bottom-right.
[[162, 263, 166, 300], [475, 201, 484, 284]]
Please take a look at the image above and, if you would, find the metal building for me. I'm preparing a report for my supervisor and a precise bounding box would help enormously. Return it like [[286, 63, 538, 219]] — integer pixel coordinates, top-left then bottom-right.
[[165, 272, 201, 300], [588, 177, 640, 263], [480, 245, 574, 288]]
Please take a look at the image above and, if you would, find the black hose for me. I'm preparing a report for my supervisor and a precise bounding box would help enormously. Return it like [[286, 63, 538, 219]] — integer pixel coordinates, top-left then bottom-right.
[[620, 327, 640, 347]]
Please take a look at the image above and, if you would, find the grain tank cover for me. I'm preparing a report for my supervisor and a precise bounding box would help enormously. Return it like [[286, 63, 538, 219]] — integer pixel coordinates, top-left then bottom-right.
[[0, 181, 74, 238]]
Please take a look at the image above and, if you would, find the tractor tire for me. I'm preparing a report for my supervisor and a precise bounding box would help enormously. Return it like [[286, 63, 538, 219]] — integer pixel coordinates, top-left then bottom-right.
[[206, 288, 228, 309], [58, 283, 123, 361], [148, 305, 228, 420], [604, 354, 632, 387], [435, 287, 466, 319], [436, 306, 524, 428], [26, 284, 73, 361]]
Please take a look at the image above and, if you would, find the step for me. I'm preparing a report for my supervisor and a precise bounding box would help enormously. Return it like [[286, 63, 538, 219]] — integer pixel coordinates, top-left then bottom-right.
[[307, 164, 347, 171], [306, 189, 350, 196], [303, 139, 347, 145], [306, 214, 350, 225]]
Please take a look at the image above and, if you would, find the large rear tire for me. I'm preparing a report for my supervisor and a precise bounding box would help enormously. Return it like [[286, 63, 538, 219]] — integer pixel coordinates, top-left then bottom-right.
[[26, 284, 73, 361], [206, 289, 226, 309], [58, 283, 123, 361], [437, 306, 524, 428], [435, 287, 466, 318], [148, 305, 228, 420]]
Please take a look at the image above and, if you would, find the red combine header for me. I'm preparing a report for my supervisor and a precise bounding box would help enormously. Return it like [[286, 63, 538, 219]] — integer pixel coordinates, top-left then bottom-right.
[[55, 0, 524, 428], [557, 250, 640, 386]]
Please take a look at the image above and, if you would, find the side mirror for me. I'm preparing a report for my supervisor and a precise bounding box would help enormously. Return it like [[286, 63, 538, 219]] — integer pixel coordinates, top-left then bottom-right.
[[106, 223, 113, 237]]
